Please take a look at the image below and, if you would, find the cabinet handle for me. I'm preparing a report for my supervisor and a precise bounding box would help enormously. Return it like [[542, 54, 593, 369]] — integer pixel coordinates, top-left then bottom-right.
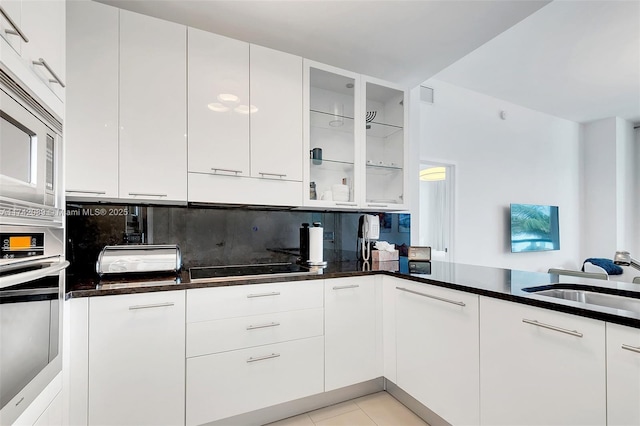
[[396, 286, 465, 307], [368, 203, 388, 208], [66, 189, 107, 195], [32, 58, 65, 87], [333, 284, 360, 290], [247, 353, 280, 363], [128, 192, 167, 197], [246, 321, 280, 330], [622, 344, 640, 354], [335, 202, 358, 207], [259, 172, 286, 179], [129, 302, 175, 310], [522, 319, 583, 338], [246, 291, 281, 298], [0, 5, 29, 42], [211, 168, 242, 175]]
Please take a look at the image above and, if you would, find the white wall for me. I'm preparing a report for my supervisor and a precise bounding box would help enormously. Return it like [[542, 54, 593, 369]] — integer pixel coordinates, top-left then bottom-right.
[[418, 79, 582, 272], [582, 117, 637, 261], [582, 118, 618, 258]]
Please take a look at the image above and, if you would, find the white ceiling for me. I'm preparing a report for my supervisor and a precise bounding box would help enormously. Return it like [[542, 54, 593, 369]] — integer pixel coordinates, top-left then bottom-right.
[[432, 0, 640, 124], [96, 0, 549, 88]]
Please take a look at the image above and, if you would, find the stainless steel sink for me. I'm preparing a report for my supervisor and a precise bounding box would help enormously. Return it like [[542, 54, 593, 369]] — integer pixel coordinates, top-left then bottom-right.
[[523, 285, 640, 314]]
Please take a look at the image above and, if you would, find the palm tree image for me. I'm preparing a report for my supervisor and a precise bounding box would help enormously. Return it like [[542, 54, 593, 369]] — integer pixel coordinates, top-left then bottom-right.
[[511, 204, 559, 252]]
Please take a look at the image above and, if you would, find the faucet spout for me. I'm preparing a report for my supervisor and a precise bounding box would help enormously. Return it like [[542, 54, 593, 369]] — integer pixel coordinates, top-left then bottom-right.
[[614, 250, 640, 272]]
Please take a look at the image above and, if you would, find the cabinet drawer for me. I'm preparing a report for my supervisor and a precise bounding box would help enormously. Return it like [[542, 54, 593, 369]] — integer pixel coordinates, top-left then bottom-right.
[[187, 280, 323, 322], [187, 307, 323, 357], [186, 336, 324, 425]]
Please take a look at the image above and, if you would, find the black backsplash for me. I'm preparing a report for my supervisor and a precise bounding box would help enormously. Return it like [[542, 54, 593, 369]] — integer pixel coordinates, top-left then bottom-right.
[[66, 204, 410, 277]]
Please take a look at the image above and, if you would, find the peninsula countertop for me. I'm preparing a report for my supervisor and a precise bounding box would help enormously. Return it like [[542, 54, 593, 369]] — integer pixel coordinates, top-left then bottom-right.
[[65, 260, 640, 329]]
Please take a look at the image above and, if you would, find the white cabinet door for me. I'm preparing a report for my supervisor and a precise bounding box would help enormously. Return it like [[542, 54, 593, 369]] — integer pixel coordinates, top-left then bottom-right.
[[324, 276, 381, 391], [65, 0, 118, 199], [480, 297, 606, 426], [119, 10, 187, 203], [88, 291, 185, 426], [20, 0, 65, 101], [0, 0, 23, 55], [395, 281, 480, 426], [361, 77, 408, 210], [607, 322, 640, 426], [186, 336, 324, 425], [250, 45, 303, 183], [187, 27, 250, 177]]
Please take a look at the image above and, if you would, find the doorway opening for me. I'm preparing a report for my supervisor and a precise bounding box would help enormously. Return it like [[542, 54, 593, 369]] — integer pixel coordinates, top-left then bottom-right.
[[418, 162, 454, 261]]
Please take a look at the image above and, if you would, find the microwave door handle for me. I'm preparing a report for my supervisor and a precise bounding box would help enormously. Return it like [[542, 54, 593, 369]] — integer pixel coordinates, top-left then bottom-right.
[[0, 260, 69, 290], [0, 255, 62, 274]]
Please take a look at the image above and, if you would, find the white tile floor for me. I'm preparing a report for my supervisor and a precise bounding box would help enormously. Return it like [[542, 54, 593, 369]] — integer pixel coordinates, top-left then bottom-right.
[[265, 392, 429, 426]]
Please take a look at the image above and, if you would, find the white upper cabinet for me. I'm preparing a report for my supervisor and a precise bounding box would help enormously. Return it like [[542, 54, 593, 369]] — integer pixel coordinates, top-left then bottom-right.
[[188, 27, 250, 177], [20, 0, 65, 101], [119, 10, 187, 203], [0, 0, 64, 115], [303, 60, 408, 211], [304, 61, 362, 209], [188, 41, 303, 206], [606, 322, 640, 426], [250, 44, 303, 182], [65, 0, 118, 199], [0, 0, 23, 55], [362, 77, 407, 210]]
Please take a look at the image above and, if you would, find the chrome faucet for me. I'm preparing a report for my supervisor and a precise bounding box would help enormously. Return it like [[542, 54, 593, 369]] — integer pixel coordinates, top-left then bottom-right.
[[614, 251, 640, 272]]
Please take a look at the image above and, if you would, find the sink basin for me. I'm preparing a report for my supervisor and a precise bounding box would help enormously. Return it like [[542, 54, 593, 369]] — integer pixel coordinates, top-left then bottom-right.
[[522, 284, 640, 314]]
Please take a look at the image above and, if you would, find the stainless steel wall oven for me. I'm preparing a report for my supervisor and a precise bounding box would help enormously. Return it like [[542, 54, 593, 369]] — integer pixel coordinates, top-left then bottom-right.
[[0, 68, 66, 424]]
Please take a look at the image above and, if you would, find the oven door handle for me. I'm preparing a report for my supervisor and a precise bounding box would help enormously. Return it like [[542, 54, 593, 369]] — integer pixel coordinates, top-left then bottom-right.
[[0, 260, 69, 289]]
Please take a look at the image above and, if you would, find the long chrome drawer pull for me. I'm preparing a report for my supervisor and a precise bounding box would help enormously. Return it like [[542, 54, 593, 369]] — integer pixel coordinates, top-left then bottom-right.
[[211, 168, 242, 175], [246, 322, 281, 330], [396, 286, 465, 307], [335, 202, 357, 206], [247, 291, 281, 298], [128, 192, 168, 197], [247, 353, 280, 363], [32, 58, 65, 87], [522, 319, 583, 338], [368, 203, 388, 208], [333, 284, 360, 290], [0, 5, 29, 42], [622, 344, 640, 354], [66, 189, 107, 195], [259, 172, 286, 178], [129, 302, 175, 310]]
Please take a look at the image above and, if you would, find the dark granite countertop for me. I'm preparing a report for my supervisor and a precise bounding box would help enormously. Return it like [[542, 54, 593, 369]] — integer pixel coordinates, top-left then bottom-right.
[[65, 259, 640, 329]]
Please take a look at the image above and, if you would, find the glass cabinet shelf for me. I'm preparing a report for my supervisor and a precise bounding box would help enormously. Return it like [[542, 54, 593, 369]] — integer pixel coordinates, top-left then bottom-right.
[[366, 163, 403, 175], [366, 121, 403, 138], [310, 109, 355, 133], [309, 158, 354, 172]]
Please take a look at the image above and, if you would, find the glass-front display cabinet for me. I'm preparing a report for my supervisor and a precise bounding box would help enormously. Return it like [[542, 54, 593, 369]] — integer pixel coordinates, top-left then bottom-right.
[[304, 62, 362, 208], [363, 79, 406, 209]]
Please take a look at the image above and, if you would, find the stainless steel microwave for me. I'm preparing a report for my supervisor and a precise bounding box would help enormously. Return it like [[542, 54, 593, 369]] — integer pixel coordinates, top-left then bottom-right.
[[0, 70, 62, 216]]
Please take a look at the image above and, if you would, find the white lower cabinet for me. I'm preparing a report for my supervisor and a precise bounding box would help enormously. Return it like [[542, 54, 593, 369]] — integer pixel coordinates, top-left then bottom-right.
[[185, 280, 325, 425], [606, 322, 640, 426], [324, 276, 381, 391], [395, 281, 480, 426], [479, 297, 606, 426], [186, 336, 324, 425], [87, 291, 186, 426]]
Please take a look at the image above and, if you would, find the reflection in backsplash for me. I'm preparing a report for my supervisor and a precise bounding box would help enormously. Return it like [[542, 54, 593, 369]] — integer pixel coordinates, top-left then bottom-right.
[[66, 204, 410, 277]]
